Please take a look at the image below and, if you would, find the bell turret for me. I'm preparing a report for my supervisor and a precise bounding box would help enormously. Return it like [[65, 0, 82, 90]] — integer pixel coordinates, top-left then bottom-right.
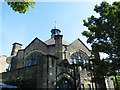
[[51, 21, 61, 38]]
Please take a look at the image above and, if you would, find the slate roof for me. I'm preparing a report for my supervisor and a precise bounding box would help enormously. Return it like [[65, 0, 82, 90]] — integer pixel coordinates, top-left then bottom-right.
[[44, 38, 69, 46]]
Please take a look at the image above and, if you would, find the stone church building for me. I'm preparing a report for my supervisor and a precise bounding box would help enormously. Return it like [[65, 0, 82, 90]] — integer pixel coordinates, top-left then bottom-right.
[[0, 25, 114, 89]]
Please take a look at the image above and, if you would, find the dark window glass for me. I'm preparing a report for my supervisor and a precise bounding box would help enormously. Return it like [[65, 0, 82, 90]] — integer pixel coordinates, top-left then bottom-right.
[[70, 51, 89, 71], [24, 51, 43, 67]]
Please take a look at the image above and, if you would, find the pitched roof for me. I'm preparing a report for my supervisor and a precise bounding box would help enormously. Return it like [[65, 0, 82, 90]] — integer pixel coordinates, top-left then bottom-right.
[[24, 37, 47, 50], [69, 38, 91, 51], [44, 38, 69, 46]]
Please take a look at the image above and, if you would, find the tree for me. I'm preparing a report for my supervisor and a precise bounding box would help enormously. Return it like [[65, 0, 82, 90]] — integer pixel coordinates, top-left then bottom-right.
[[82, 1, 120, 89], [5, 0, 35, 13]]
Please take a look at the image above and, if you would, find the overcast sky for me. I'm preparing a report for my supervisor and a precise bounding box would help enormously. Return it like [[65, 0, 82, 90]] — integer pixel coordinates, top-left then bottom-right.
[[0, 0, 118, 56]]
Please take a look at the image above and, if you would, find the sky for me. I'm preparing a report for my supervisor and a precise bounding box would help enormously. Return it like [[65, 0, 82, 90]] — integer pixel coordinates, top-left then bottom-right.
[[0, 0, 119, 56]]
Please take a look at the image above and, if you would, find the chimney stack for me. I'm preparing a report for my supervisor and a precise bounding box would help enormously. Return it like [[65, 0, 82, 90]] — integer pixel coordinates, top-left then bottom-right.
[[11, 42, 22, 56]]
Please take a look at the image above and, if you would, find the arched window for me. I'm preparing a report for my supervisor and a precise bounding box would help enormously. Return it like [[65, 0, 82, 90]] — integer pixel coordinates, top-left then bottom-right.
[[80, 84, 84, 90], [24, 51, 43, 67], [88, 84, 91, 90], [70, 51, 89, 71], [57, 78, 73, 90]]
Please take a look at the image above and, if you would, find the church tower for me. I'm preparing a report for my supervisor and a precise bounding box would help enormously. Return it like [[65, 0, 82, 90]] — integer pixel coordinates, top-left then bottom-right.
[[51, 22, 63, 63]]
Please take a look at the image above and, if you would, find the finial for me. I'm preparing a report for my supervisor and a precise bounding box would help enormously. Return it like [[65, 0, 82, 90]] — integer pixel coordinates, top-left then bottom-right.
[[54, 21, 57, 29], [51, 21, 61, 38]]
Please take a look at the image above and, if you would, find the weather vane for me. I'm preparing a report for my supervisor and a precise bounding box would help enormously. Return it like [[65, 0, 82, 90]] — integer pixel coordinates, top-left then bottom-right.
[[54, 21, 57, 29]]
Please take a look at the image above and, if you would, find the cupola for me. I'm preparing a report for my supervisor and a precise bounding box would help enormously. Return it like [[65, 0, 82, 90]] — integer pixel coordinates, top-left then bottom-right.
[[51, 21, 61, 38]]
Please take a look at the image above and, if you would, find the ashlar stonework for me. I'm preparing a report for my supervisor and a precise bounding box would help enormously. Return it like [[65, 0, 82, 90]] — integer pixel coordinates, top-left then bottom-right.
[[0, 26, 114, 89]]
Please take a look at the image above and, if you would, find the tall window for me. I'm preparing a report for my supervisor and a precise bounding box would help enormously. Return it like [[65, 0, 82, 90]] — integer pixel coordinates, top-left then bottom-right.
[[88, 84, 91, 90], [80, 84, 84, 90], [57, 78, 73, 89], [70, 51, 89, 71], [24, 51, 43, 67]]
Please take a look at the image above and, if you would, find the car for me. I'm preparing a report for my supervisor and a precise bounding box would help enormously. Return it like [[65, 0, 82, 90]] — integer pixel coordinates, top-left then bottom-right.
[[0, 81, 18, 88]]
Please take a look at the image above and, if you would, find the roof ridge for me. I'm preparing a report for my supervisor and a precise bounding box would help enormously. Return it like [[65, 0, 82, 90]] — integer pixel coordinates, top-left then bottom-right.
[[44, 38, 69, 46]]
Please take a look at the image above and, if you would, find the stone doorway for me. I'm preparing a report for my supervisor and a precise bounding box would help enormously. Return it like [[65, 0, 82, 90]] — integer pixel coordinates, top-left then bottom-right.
[[56, 78, 74, 90]]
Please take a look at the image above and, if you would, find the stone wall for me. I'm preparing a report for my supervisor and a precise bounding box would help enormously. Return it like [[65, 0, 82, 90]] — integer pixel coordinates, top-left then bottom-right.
[[16, 50, 24, 69], [37, 55, 47, 88], [67, 39, 91, 57], [0, 56, 7, 73], [11, 38, 48, 70], [2, 65, 38, 82], [10, 50, 24, 70], [47, 45, 56, 56], [80, 71, 95, 88], [24, 38, 47, 57], [37, 54, 58, 88]]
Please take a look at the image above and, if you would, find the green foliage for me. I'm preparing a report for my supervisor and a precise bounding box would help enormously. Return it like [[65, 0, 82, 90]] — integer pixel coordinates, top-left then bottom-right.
[[6, 0, 35, 13], [88, 58, 114, 83], [82, 1, 120, 88], [117, 76, 120, 86], [82, 1, 120, 45], [113, 76, 120, 89], [82, 1, 120, 71]]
